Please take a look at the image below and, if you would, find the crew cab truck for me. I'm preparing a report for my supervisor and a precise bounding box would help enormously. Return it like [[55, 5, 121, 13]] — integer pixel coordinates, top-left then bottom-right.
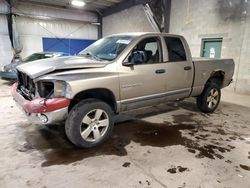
[[11, 32, 235, 148]]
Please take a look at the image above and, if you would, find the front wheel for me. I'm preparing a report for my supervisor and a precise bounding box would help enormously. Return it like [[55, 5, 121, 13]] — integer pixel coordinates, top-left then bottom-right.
[[196, 82, 221, 113], [65, 99, 114, 148]]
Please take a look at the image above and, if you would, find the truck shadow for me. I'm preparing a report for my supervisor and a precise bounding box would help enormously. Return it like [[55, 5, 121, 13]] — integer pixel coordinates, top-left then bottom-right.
[[20, 101, 234, 167], [23, 117, 196, 167], [176, 99, 202, 113]]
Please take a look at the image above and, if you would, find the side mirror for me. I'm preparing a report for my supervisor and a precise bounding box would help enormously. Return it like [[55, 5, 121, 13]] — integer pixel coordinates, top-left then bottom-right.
[[123, 51, 146, 66], [123, 61, 134, 66]]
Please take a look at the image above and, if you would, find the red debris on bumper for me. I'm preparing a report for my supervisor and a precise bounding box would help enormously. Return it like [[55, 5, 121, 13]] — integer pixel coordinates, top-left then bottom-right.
[[11, 83, 70, 113]]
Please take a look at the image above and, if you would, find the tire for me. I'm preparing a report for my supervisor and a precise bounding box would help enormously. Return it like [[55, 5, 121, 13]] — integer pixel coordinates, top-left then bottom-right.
[[196, 82, 221, 113], [65, 99, 114, 148]]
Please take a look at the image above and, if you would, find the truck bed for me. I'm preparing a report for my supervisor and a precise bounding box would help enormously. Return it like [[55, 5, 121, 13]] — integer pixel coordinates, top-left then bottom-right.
[[191, 58, 234, 97]]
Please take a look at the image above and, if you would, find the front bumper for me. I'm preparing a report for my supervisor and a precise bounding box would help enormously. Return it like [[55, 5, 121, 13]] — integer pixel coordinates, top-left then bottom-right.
[[0, 71, 17, 81], [11, 83, 70, 125]]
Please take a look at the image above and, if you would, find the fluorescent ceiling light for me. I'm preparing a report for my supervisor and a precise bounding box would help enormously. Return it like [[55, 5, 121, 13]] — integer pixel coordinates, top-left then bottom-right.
[[91, 22, 101, 25], [71, 0, 85, 7]]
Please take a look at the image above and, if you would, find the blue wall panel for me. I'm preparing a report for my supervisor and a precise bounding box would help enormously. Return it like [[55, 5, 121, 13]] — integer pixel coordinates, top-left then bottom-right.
[[42, 38, 95, 55]]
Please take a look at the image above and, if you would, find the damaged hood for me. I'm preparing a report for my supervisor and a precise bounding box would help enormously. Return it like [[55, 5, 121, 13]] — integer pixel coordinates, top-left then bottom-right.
[[16, 56, 108, 79]]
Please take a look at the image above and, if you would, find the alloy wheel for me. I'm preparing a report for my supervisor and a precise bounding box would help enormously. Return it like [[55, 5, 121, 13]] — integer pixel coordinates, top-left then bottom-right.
[[80, 109, 109, 142], [207, 88, 219, 109]]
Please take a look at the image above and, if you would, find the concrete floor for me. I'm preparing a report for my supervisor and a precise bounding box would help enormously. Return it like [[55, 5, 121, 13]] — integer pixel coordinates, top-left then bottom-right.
[[0, 80, 250, 188]]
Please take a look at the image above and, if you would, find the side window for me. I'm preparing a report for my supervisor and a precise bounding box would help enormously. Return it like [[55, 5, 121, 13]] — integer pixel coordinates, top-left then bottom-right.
[[129, 37, 161, 64], [145, 42, 158, 55], [164, 37, 187, 62]]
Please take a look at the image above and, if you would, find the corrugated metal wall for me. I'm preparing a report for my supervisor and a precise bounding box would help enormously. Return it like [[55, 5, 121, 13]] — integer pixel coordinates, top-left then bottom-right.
[[0, 0, 98, 68]]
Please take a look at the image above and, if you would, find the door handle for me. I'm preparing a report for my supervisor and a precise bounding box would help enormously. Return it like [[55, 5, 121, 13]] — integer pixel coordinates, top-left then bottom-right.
[[184, 66, 192, 71], [155, 69, 166, 74]]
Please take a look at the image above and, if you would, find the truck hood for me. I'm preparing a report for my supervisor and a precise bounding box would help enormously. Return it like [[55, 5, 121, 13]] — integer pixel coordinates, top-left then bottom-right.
[[16, 56, 108, 79]]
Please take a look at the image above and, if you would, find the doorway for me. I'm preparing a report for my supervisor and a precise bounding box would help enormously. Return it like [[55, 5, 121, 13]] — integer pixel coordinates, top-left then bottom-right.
[[201, 38, 222, 58]]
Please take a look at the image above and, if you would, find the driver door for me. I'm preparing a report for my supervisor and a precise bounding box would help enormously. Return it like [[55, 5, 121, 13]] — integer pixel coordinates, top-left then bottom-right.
[[118, 36, 166, 111]]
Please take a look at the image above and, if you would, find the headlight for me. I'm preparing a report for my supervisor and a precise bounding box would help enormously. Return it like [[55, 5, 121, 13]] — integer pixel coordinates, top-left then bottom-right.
[[1, 66, 5, 72], [37, 80, 71, 98], [54, 80, 68, 98]]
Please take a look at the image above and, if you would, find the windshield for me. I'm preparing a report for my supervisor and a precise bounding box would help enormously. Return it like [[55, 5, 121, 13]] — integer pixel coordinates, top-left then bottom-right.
[[79, 36, 134, 61], [23, 53, 53, 62]]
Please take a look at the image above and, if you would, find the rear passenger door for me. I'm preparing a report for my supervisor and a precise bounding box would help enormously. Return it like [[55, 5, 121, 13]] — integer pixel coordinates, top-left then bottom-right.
[[164, 36, 194, 99]]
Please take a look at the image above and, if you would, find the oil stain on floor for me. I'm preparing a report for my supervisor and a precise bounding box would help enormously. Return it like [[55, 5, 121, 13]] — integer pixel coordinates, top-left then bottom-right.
[[239, 164, 250, 171], [167, 166, 189, 174], [122, 162, 131, 167], [18, 112, 238, 167]]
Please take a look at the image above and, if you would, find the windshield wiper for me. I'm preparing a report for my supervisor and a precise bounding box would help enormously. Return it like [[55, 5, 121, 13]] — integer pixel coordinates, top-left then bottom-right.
[[79, 52, 102, 61]]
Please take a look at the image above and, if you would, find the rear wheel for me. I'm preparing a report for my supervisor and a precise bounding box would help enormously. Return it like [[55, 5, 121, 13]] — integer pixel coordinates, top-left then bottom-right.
[[196, 82, 221, 113], [65, 99, 114, 148]]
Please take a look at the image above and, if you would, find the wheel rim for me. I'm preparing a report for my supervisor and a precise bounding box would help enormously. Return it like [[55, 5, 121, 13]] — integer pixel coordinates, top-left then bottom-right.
[[207, 88, 219, 109], [80, 109, 109, 142]]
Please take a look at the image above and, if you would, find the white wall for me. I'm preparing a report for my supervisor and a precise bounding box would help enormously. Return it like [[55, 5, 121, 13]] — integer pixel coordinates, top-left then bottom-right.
[[0, 0, 12, 68], [103, 5, 155, 36], [0, 1, 98, 68]]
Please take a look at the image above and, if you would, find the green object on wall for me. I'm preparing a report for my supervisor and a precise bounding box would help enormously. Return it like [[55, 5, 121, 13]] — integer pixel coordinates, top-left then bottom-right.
[[201, 38, 222, 58]]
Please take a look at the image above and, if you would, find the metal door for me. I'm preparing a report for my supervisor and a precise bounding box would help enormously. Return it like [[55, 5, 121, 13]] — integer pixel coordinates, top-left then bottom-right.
[[201, 38, 222, 58], [164, 36, 193, 99], [118, 37, 166, 110]]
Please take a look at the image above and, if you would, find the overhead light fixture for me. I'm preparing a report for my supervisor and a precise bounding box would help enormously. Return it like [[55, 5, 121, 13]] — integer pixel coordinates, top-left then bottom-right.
[[91, 22, 101, 25], [71, 0, 85, 7]]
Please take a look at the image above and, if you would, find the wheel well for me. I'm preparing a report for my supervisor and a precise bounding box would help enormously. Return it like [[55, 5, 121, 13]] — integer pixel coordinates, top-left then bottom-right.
[[207, 71, 225, 88], [68, 88, 117, 113]]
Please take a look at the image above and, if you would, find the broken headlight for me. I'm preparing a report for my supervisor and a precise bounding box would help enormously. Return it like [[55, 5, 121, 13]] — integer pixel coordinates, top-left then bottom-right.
[[54, 80, 70, 98], [37, 80, 71, 98]]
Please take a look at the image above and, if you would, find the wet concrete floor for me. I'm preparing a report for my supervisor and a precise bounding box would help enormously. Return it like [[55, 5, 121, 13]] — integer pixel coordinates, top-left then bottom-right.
[[0, 80, 250, 188], [20, 112, 238, 167]]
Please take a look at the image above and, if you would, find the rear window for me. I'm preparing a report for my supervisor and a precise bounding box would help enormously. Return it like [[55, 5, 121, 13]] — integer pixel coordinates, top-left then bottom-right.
[[164, 37, 187, 62]]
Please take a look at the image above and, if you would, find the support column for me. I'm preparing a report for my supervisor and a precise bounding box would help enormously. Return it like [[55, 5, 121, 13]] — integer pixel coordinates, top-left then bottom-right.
[[163, 0, 171, 33], [97, 14, 102, 39]]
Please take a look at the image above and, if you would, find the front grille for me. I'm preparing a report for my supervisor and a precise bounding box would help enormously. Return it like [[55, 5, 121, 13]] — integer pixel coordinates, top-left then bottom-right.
[[17, 71, 35, 100]]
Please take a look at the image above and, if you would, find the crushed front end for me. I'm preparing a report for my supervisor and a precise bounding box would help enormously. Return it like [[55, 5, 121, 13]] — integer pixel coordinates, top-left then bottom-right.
[[11, 71, 71, 125]]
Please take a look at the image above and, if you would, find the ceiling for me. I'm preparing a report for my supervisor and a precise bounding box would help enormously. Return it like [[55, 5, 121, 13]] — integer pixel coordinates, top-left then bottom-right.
[[18, 0, 125, 12]]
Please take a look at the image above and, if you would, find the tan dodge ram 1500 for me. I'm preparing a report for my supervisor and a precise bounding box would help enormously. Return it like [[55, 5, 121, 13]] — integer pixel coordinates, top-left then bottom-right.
[[12, 32, 235, 148]]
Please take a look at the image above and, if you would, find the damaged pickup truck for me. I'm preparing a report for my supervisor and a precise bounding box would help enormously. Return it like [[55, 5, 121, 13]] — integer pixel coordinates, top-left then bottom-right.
[[12, 32, 234, 148]]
